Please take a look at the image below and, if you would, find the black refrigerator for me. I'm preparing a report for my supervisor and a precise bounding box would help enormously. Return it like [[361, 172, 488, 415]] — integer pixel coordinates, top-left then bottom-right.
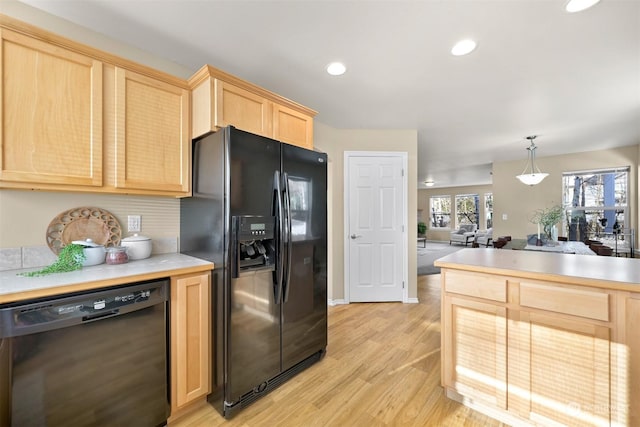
[[180, 126, 327, 418]]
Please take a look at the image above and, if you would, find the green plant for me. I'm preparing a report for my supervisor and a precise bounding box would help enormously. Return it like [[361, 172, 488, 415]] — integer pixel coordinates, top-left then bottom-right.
[[530, 205, 564, 239], [417, 221, 427, 235], [19, 244, 86, 277]]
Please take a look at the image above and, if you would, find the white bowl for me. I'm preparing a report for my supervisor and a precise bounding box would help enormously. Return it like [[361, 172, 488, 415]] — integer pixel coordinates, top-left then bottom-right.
[[72, 238, 106, 266], [121, 234, 152, 260], [83, 246, 106, 266]]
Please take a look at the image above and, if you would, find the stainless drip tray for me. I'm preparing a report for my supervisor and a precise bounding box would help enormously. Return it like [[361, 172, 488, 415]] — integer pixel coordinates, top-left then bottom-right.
[[239, 258, 267, 268]]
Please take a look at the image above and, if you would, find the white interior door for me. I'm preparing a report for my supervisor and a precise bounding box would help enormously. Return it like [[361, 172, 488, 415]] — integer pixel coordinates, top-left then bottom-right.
[[346, 153, 405, 302]]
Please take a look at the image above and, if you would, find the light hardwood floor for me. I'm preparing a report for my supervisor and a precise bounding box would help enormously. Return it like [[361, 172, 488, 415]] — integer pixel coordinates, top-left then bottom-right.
[[171, 274, 506, 426]]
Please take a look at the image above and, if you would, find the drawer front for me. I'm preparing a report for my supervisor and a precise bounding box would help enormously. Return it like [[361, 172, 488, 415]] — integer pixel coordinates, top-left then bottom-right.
[[520, 281, 609, 321], [444, 270, 507, 302]]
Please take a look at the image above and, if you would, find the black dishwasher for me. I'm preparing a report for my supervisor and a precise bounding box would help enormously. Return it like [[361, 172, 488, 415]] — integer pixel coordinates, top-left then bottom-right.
[[0, 279, 169, 427]]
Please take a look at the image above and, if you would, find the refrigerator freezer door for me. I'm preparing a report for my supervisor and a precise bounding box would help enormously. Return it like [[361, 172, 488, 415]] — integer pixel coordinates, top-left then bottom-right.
[[228, 269, 280, 403], [280, 144, 328, 372], [226, 128, 282, 404], [228, 127, 280, 217]]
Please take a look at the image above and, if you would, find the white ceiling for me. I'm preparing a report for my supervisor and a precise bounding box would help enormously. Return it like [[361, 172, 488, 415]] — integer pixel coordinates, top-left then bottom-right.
[[19, 0, 640, 188]]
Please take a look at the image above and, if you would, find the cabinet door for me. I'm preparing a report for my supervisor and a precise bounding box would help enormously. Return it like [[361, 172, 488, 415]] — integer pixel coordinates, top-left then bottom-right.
[[170, 272, 211, 410], [442, 295, 507, 409], [215, 79, 272, 138], [619, 293, 640, 426], [115, 68, 189, 195], [273, 104, 314, 149], [0, 29, 102, 187], [510, 311, 610, 426]]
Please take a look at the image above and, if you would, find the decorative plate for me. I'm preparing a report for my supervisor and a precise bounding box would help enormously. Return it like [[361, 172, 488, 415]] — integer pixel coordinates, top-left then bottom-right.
[[46, 207, 122, 254]]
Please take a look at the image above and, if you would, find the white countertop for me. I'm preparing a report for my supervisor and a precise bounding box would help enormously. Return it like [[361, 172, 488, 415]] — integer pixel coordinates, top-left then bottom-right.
[[0, 253, 214, 304], [434, 248, 640, 291]]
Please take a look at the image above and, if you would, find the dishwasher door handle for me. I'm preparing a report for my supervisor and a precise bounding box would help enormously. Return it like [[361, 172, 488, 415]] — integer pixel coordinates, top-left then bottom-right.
[[82, 309, 119, 322]]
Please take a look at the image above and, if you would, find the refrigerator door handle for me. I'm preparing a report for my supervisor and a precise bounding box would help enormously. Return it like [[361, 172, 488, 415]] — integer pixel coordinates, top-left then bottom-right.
[[274, 171, 284, 304], [282, 172, 293, 303], [230, 216, 240, 278]]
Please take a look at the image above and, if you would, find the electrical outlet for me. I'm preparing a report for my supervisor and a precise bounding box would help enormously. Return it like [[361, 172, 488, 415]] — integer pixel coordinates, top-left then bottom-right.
[[127, 215, 141, 232]]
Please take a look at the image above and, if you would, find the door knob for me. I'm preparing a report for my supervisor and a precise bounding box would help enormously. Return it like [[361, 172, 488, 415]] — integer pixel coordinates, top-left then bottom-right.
[[350, 234, 361, 239]]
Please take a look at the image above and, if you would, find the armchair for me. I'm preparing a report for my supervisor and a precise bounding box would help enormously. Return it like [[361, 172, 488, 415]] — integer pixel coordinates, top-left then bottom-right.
[[449, 224, 478, 246], [476, 228, 493, 247]]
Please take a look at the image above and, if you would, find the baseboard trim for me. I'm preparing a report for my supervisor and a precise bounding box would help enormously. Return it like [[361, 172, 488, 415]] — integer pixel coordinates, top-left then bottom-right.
[[445, 388, 532, 426], [330, 298, 419, 305]]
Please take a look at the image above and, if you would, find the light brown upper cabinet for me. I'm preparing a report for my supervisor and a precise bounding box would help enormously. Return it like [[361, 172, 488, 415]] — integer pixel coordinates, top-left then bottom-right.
[[192, 78, 272, 138], [0, 28, 103, 188], [112, 67, 189, 194], [190, 65, 316, 149], [273, 104, 314, 149], [0, 16, 191, 197]]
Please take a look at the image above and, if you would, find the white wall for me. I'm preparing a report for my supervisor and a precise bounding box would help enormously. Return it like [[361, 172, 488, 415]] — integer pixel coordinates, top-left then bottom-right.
[[314, 123, 419, 302]]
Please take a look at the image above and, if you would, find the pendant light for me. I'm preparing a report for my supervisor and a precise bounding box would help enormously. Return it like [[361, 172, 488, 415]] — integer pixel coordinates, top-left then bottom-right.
[[516, 135, 549, 186]]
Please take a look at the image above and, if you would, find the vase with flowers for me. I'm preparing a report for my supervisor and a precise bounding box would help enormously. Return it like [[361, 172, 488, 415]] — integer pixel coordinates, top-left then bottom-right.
[[530, 205, 564, 243]]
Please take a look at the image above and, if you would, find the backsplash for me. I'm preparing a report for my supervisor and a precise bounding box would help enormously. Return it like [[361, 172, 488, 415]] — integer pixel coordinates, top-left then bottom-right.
[[0, 190, 181, 270], [0, 191, 180, 246]]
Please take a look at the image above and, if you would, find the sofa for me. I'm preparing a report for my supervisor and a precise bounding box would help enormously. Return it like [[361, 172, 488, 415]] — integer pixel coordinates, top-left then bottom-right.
[[476, 228, 493, 247], [449, 224, 478, 246]]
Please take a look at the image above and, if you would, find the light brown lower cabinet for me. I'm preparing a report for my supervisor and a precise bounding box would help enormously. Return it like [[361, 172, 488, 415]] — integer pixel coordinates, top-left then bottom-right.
[[441, 269, 635, 427], [619, 292, 640, 426], [442, 295, 507, 410], [170, 271, 211, 412], [508, 311, 611, 426]]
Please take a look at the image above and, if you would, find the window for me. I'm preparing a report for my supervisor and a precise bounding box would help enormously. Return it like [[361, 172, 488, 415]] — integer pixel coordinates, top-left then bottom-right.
[[288, 176, 311, 238], [430, 196, 451, 229], [562, 167, 629, 241], [455, 194, 479, 228]]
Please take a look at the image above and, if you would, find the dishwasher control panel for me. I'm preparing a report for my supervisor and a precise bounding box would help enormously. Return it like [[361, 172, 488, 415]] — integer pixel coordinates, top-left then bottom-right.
[[0, 279, 168, 338]]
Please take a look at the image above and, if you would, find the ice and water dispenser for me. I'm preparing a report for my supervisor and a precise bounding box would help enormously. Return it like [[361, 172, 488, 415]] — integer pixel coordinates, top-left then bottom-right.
[[232, 216, 276, 275]]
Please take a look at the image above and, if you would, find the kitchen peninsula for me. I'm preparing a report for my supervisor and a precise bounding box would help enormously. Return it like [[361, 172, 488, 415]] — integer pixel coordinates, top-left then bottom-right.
[[435, 248, 639, 427]]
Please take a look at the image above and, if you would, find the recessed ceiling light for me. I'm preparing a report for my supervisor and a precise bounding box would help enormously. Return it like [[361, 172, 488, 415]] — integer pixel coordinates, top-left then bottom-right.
[[326, 62, 346, 76], [565, 0, 600, 12], [451, 39, 477, 56], [424, 181, 435, 187]]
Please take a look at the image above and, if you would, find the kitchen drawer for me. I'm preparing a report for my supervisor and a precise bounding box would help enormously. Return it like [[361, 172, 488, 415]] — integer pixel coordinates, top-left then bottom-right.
[[444, 270, 507, 302], [519, 281, 609, 321]]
